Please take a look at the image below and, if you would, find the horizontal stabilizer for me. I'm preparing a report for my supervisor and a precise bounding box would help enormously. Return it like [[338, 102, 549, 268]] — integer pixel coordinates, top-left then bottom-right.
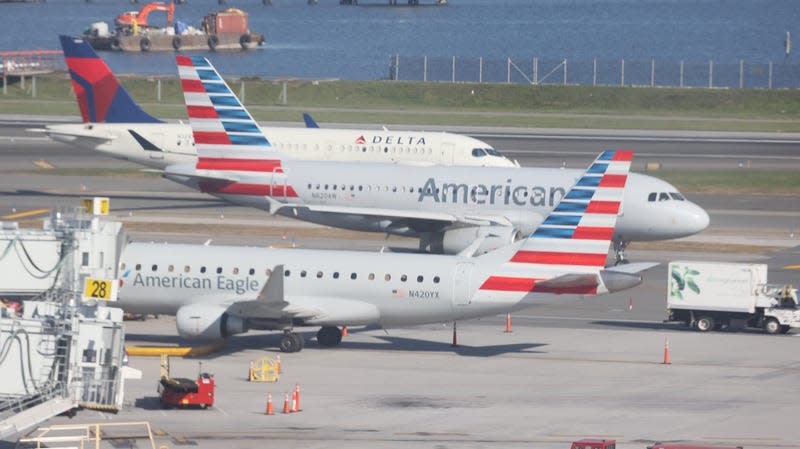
[[603, 262, 660, 274], [43, 127, 118, 142], [535, 273, 599, 290], [164, 163, 239, 183]]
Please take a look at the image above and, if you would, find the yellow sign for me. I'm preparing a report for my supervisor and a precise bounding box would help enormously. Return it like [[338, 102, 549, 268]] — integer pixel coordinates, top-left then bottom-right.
[[80, 197, 109, 216], [83, 278, 118, 302]]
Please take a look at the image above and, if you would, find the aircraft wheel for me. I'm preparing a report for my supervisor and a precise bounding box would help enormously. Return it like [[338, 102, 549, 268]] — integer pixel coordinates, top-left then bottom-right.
[[279, 332, 303, 353], [317, 326, 342, 347]]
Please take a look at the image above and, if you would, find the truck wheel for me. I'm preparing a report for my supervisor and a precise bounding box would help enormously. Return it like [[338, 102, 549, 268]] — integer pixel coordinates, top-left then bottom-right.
[[172, 36, 182, 50], [140, 37, 151, 52], [207, 35, 219, 51], [779, 325, 791, 334], [239, 33, 251, 49], [695, 315, 715, 332], [763, 318, 781, 334]]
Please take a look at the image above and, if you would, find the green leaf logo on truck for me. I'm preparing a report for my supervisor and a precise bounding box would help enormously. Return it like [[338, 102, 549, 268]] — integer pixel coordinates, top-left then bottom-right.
[[670, 265, 700, 299]]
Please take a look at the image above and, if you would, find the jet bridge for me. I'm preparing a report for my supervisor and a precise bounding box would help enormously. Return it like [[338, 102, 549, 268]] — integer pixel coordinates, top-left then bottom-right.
[[0, 201, 139, 440]]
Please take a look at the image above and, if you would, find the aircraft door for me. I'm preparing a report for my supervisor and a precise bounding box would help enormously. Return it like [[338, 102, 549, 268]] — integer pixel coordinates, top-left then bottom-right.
[[270, 168, 287, 201], [441, 142, 455, 165], [452, 262, 474, 306]]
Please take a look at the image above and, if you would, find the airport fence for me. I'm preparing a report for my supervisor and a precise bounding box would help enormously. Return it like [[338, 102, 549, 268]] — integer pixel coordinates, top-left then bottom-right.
[[388, 55, 800, 89]]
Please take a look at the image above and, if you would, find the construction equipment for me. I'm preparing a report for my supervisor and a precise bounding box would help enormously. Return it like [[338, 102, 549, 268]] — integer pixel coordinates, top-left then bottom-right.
[[158, 354, 214, 409], [115, 2, 175, 29]]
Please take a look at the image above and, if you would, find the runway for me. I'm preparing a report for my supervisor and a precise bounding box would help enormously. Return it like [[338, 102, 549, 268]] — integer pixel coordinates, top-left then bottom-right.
[[1, 116, 800, 448]]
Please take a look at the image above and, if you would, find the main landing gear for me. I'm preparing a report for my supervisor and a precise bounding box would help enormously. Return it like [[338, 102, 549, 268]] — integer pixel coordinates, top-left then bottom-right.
[[613, 239, 630, 265], [279, 331, 304, 353], [316, 326, 343, 347]]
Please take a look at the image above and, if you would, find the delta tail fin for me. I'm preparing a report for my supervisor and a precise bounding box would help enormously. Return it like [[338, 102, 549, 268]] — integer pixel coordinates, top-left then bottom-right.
[[480, 150, 642, 296], [59, 35, 161, 124]]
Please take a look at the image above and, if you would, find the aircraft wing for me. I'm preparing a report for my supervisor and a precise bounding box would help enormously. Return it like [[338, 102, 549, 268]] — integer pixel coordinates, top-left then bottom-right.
[[220, 265, 380, 325], [267, 199, 513, 227], [41, 127, 118, 143]]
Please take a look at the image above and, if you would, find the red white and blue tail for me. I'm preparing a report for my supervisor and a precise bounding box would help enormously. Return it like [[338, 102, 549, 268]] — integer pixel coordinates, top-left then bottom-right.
[[480, 149, 635, 296]]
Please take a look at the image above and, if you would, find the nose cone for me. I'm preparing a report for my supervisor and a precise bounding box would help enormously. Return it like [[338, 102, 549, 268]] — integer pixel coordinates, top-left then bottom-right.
[[671, 201, 710, 238]]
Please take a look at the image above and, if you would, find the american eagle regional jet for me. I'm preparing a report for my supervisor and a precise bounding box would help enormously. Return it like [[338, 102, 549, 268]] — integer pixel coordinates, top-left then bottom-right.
[[43, 35, 515, 169], [163, 56, 709, 262], [118, 149, 651, 352]]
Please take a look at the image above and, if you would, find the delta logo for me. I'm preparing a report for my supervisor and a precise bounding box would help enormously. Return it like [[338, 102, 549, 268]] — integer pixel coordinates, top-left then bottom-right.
[[355, 135, 366, 144]]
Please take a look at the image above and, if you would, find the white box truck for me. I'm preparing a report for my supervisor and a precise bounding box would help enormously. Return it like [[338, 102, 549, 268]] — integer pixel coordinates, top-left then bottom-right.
[[667, 261, 800, 334]]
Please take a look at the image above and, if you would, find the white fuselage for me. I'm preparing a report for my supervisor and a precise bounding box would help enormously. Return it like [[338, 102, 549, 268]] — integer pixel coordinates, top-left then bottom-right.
[[44, 123, 515, 169], [118, 242, 536, 327]]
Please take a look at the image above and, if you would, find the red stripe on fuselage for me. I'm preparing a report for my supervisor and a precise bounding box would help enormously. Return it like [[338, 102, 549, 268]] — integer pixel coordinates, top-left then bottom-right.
[[585, 201, 620, 214], [510, 251, 607, 267], [197, 157, 283, 173], [198, 181, 297, 197], [181, 79, 206, 93]]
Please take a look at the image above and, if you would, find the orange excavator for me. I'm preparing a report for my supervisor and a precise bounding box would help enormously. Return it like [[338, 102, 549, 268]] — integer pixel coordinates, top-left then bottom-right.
[[115, 2, 175, 29]]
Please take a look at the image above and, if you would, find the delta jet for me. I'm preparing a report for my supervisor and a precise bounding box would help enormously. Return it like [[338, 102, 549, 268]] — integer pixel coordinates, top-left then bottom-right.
[[118, 149, 651, 352], [42, 35, 515, 170], [163, 56, 709, 262]]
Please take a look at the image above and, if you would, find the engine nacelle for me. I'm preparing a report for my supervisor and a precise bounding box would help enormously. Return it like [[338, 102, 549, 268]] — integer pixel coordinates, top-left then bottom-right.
[[175, 303, 248, 340], [425, 226, 521, 255]]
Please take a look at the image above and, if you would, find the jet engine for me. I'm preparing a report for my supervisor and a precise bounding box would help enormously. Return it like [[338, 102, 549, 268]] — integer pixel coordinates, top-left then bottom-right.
[[175, 303, 248, 340], [422, 226, 521, 255]]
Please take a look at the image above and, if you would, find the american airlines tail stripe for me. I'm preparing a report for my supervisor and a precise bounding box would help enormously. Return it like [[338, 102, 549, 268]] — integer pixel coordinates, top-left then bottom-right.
[[510, 251, 607, 266], [222, 121, 261, 133], [478, 276, 599, 294], [197, 157, 283, 172], [532, 228, 574, 239], [203, 82, 230, 94], [176, 55, 194, 67], [598, 174, 628, 188], [584, 200, 621, 214], [181, 79, 205, 93], [565, 189, 594, 200], [193, 131, 231, 145], [542, 215, 582, 226], [187, 105, 218, 119], [571, 227, 614, 240], [197, 69, 220, 81], [210, 96, 240, 107], [611, 150, 634, 161], [216, 109, 250, 120], [229, 135, 270, 146]]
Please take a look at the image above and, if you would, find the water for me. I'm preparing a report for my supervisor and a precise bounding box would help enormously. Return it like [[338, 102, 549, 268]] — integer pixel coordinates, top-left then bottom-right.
[[0, 0, 797, 80]]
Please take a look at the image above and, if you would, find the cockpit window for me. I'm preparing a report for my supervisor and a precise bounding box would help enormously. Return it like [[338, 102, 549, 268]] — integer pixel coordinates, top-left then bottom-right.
[[472, 148, 487, 157], [669, 192, 685, 201], [658, 192, 670, 201], [648, 192, 657, 202], [485, 148, 503, 157]]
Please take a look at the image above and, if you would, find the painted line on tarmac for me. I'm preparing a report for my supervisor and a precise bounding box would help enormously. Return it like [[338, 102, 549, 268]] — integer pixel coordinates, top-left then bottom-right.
[[1, 208, 50, 220], [33, 159, 54, 169], [510, 314, 656, 324], [784, 265, 800, 269]]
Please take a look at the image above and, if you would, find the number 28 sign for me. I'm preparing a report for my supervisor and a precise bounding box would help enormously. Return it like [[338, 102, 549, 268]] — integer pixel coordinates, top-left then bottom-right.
[[83, 278, 119, 302]]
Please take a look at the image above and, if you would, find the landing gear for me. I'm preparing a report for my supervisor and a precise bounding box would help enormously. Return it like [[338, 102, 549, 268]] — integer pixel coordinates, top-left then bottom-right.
[[613, 239, 629, 265], [279, 331, 304, 353], [316, 326, 343, 347]]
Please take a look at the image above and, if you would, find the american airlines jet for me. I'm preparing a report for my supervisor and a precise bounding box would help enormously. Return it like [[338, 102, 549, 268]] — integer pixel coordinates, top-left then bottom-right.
[[164, 56, 709, 263], [43, 35, 515, 169], [118, 149, 651, 352]]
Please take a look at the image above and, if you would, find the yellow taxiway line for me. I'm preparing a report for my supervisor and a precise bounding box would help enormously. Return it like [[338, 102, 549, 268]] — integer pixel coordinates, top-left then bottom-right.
[[33, 159, 55, 169], [1, 208, 50, 220], [783, 265, 800, 269], [126, 339, 227, 357]]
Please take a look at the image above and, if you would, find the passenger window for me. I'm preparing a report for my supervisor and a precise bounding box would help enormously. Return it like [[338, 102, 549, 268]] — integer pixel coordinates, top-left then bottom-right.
[[333, 272, 339, 279], [417, 275, 423, 282], [152, 264, 158, 272], [333, 185, 337, 190], [233, 267, 239, 275], [184, 266, 190, 273], [200, 266, 206, 273], [300, 270, 307, 278], [433, 276, 440, 284], [401, 275, 407, 282], [350, 273, 357, 280], [168, 265, 174, 272], [384, 274, 391, 281], [121, 263, 127, 270], [284, 270, 290, 277], [216, 267, 223, 274], [266, 268, 272, 276], [307, 183, 312, 189], [368, 273, 375, 280], [249, 268, 255, 275], [316, 271, 323, 278]]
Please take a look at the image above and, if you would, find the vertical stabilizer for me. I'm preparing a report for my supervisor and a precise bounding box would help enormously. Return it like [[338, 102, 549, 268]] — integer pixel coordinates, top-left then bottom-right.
[[59, 35, 162, 124]]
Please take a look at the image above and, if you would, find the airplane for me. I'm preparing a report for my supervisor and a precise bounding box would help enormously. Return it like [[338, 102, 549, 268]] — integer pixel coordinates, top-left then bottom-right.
[[42, 35, 517, 170], [164, 56, 710, 262], [117, 149, 651, 352]]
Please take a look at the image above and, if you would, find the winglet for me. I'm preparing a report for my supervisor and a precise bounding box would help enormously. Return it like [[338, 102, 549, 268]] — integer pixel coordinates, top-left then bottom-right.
[[302, 113, 320, 128], [257, 264, 284, 304], [59, 35, 162, 124]]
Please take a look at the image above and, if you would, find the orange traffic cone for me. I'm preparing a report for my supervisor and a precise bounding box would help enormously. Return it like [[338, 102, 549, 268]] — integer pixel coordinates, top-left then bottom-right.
[[342, 325, 348, 337], [504, 313, 512, 333], [292, 384, 300, 412], [266, 393, 273, 415], [276, 355, 282, 374], [282, 393, 291, 414], [451, 321, 458, 347], [662, 338, 671, 365]]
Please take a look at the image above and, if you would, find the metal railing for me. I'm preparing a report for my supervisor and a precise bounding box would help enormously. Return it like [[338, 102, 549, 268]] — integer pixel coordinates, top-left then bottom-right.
[[389, 55, 800, 89]]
